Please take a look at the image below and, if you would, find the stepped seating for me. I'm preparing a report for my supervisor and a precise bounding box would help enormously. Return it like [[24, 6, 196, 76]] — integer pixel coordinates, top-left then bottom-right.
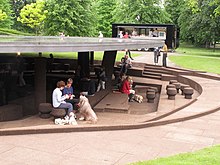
[[142, 71, 162, 80], [2, 59, 220, 135], [114, 63, 192, 81], [87, 90, 110, 108], [94, 93, 130, 113], [114, 64, 179, 81], [141, 64, 199, 81]]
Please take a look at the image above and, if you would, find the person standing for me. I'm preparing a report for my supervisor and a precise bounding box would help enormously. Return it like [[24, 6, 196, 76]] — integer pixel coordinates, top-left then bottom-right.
[[98, 31, 103, 42], [16, 52, 26, 87], [98, 31, 103, 38], [153, 47, 160, 65], [47, 53, 54, 73], [118, 31, 123, 38], [161, 42, 168, 67]]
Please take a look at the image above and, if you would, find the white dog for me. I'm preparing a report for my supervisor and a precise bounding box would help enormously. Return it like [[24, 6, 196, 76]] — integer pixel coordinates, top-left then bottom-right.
[[77, 95, 98, 124], [134, 94, 143, 103]]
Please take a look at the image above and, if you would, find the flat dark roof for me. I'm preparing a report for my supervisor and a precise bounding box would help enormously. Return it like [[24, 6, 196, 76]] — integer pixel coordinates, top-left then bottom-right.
[[0, 36, 164, 53], [112, 23, 175, 27]]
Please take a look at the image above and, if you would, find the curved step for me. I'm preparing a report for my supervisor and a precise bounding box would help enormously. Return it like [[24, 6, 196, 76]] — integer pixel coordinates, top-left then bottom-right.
[[1, 65, 220, 135]]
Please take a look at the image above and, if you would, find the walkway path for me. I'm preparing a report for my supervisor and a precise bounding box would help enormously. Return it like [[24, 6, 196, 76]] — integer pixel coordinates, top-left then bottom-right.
[[0, 51, 220, 165], [132, 51, 176, 67], [0, 108, 219, 165]]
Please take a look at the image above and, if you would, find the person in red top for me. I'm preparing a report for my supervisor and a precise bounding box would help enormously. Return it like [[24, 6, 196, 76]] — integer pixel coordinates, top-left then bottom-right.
[[123, 32, 130, 39], [120, 76, 135, 102]]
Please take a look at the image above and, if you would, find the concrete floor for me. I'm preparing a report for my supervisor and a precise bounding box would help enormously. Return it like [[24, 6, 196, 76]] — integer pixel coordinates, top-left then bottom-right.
[[0, 51, 220, 165]]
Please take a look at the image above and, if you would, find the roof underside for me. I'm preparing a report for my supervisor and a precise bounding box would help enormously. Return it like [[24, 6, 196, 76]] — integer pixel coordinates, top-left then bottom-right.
[[0, 36, 164, 53]]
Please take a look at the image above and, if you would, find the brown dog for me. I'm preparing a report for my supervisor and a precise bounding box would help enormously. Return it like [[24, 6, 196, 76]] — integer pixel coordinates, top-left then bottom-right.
[[77, 95, 98, 124]]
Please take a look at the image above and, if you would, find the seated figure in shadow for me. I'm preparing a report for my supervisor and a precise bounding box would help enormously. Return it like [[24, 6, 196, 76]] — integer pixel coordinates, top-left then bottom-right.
[[96, 67, 107, 92], [120, 54, 132, 75], [80, 76, 96, 96]]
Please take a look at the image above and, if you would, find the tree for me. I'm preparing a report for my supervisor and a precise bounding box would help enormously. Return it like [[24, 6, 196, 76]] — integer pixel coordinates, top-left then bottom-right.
[[0, 9, 7, 21], [95, 0, 117, 37], [0, 0, 13, 28], [113, 0, 171, 24], [17, 1, 47, 34], [211, 0, 220, 16], [178, 0, 220, 47], [44, 0, 96, 36], [164, 0, 186, 26], [11, 0, 36, 18], [10, 0, 36, 31]]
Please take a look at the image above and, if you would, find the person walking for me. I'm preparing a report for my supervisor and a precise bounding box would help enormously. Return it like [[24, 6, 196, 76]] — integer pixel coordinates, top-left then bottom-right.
[[125, 49, 134, 60]]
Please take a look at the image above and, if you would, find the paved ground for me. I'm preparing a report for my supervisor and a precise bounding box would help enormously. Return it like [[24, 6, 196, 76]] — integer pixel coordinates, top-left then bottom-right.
[[0, 52, 220, 165], [132, 50, 176, 66], [0, 109, 219, 165]]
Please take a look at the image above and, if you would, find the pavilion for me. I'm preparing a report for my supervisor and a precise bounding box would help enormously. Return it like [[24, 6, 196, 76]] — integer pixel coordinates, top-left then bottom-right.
[[0, 36, 164, 117]]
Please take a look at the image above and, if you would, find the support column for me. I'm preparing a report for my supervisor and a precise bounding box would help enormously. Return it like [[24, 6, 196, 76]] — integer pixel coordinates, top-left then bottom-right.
[[102, 50, 117, 90], [35, 57, 46, 114], [78, 52, 90, 78], [90, 51, 94, 66]]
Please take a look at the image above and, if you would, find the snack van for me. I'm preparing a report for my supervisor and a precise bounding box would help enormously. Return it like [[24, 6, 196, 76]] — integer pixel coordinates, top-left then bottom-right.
[[112, 23, 179, 50]]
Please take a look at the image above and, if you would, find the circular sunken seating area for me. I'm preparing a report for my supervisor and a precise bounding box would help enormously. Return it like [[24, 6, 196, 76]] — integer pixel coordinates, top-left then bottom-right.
[[0, 63, 220, 135]]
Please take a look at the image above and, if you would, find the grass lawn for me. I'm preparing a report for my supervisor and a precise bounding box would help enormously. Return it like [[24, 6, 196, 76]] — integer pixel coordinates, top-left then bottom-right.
[[169, 56, 220, 74], [1, 51, 140, 62], [169, 44, 220, 74], [131, 145, 220, 165], [176, 43, 220, 58]]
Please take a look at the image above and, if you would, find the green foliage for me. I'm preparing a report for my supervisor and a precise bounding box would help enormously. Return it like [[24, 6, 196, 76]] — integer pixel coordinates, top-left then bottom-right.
[[178, 0, 220, 46], [0, 9, 7, 21], [131, 145, 220, 165], [11, 0, 36, 18], [0, 0, 13, 28], [17, 1, 47, 34], [0, 27, 34, 35], [11, 0, 36, 32], [178, 5, 193, 42], [164, 0, 186, 26], [44, 0, 96, 36], [96, 0, 117, 37], [113, 0, 171, 24], [211, 0, 220, 16]]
